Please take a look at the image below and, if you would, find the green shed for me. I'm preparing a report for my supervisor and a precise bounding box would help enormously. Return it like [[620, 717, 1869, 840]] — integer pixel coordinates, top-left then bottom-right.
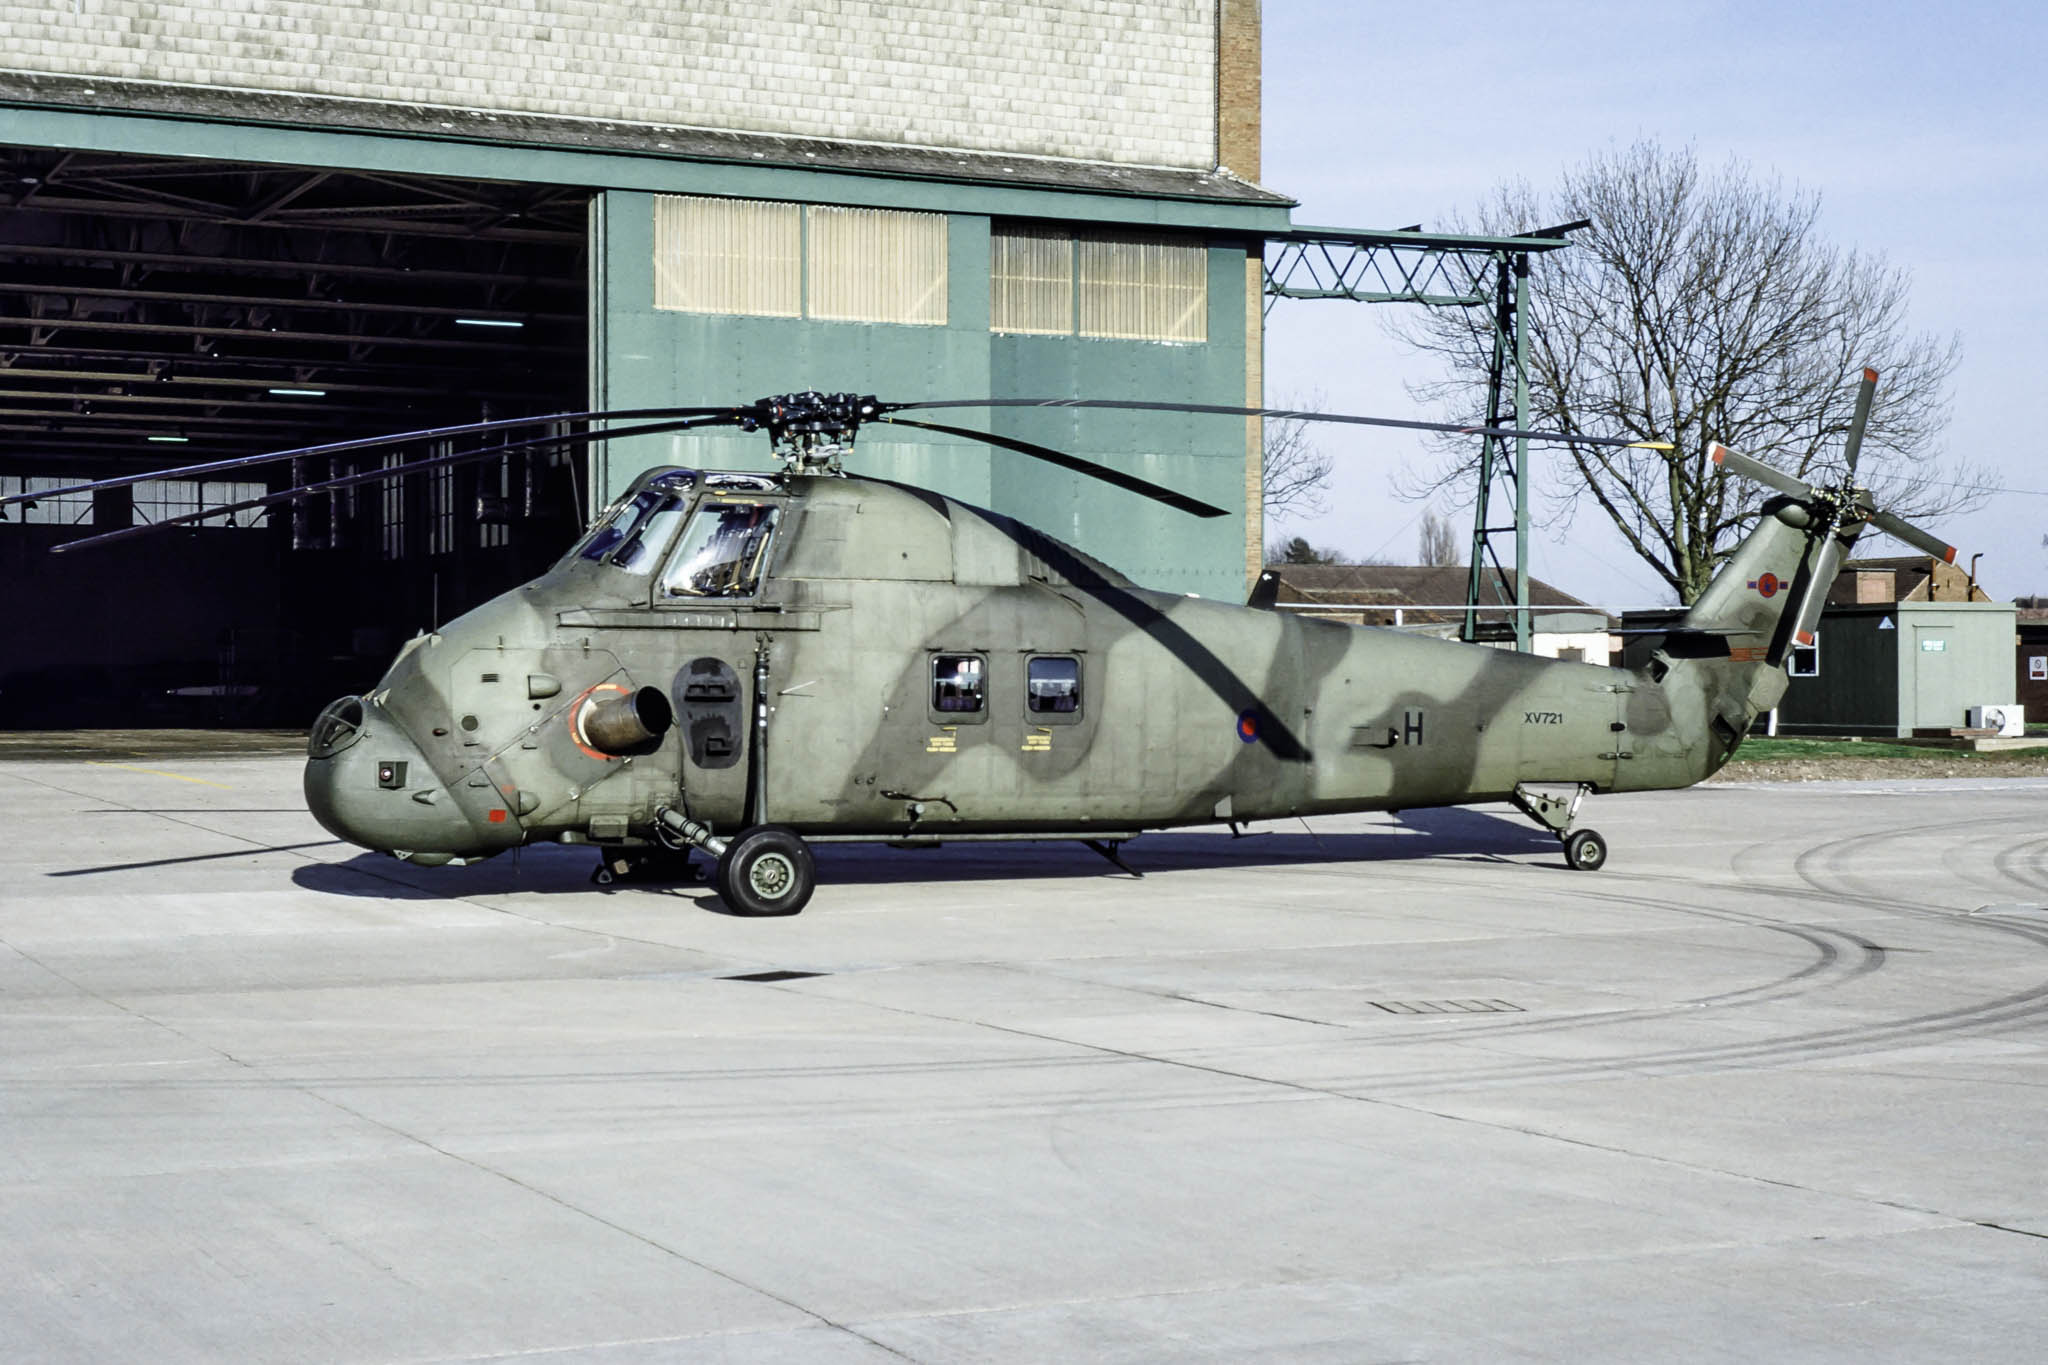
[[1775, 601, 2020, 737]]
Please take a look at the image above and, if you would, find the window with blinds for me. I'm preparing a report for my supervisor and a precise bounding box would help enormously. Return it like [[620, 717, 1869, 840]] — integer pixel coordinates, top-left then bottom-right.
[[653, 196, 945, 325], [990, 227, 1208, 343], [807, 204, 948, 326], [1078, 234, 1207, 343], [654, 194, 802, 317], [991, 225, 1073, 335]]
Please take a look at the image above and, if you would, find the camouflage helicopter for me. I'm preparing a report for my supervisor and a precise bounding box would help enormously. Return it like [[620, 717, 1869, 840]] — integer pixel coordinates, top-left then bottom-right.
[[11, 371, 1952, 916]]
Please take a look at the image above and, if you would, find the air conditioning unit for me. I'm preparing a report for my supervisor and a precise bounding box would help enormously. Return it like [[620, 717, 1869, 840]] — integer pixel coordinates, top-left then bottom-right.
[[1966, 704, 2025, 737]]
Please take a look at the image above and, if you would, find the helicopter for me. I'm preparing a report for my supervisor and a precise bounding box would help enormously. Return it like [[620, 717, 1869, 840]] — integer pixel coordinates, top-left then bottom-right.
[[6, 370, 1953, 915]]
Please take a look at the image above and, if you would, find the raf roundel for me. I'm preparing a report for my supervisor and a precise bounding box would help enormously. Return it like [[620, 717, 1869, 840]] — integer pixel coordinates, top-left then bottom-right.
[[1748, 572, 1781, 599], [1236, 709, 1261, 744]]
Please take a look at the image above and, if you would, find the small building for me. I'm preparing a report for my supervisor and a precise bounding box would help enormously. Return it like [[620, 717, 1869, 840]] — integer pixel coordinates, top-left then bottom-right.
[[1255, 564, 1616, 661], [1773, 601, 2019, 736], [1625, 556, 2018, 737], [2018, 605, 2048, 719]]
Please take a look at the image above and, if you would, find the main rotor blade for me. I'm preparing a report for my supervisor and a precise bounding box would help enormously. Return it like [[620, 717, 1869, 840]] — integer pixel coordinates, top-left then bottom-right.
[[1842, 367, 1878, 478], [889, 398, 1673, 452], [47, 416, 726, 555], [877, 416, 1229, 518], [1865, 506, 1957, 564], [0, 406, 741, 509], [1709, 442, 1816, 500]]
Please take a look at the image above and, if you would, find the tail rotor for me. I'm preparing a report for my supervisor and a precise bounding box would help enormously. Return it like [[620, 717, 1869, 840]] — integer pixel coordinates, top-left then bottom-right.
[[1707, 366, 1958, 664]]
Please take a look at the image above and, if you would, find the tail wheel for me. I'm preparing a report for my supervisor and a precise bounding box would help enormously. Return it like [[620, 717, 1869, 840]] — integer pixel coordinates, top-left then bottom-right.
[[714, 825, 817, 916], [1563, 828, 1608, 872]]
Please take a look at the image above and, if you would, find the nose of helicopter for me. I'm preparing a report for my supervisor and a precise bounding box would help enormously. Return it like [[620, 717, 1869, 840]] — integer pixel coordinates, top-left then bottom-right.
[[303, 695, 509, 865]]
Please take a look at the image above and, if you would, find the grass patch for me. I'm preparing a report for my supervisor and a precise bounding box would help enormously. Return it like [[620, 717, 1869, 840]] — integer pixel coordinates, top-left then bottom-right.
[[1730, 737, 2048, 763]]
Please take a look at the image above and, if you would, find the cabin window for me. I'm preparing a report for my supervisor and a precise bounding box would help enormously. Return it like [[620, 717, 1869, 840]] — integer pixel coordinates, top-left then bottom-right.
[[659, 502, 780, 598], [1026, 656, 1082, 717], [931, 654, 987, 716], [1790, 633, 1821, 677]]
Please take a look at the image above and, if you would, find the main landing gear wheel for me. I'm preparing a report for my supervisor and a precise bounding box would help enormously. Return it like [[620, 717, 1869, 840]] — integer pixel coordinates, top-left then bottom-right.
[[1563, 828, 1608, 872], [714, 825, 817, 916]]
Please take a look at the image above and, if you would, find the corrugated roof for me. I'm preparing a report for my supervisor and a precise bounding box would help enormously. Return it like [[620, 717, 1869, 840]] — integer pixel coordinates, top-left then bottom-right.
[[1262, 564, 1600, 627], [0, 70, 1295, 209]]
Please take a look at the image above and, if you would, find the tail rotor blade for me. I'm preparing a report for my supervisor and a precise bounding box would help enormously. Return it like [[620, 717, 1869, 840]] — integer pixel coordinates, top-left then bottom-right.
[[878, 416, 1229, 518], [1866, 506, 1957, 564], [1785, 531, 1847, 656], [1842, 367, 1878, 479], [1710, 442, 1816, 500]]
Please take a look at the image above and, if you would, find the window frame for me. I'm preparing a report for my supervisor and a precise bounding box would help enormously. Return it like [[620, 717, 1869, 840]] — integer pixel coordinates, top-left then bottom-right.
[[928, 652, 991, 725], [655, 498, 783, 602], [1023, 654, 1084, 726], [1789, 632, 1821, 678]]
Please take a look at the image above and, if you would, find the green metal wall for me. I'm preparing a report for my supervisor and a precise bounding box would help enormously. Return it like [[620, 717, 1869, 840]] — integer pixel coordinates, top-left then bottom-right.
[[0, 102, 1278, 599], [591, 189, 1253, 600]]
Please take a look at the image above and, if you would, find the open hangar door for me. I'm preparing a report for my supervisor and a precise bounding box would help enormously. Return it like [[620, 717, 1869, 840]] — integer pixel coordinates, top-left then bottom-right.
[[0, 147, 588, 729]]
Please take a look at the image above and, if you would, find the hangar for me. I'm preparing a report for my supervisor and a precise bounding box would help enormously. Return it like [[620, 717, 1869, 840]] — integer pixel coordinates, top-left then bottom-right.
[[0, 2, 1285, 726]]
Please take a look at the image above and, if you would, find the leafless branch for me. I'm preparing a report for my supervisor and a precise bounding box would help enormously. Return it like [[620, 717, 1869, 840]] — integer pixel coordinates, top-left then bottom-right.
[[1390, 140, 1976, 603]]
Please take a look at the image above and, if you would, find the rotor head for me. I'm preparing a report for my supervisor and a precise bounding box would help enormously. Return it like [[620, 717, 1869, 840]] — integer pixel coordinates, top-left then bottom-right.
[[739, 391, 881, 477]]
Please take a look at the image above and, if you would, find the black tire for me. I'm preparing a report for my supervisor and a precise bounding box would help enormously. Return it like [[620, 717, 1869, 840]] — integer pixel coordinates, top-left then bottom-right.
[[1564, 828, 1608, 872], [715, 825, 817, 916]]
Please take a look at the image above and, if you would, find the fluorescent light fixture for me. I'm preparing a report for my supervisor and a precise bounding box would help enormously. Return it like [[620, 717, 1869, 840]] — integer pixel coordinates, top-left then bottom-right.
[[147, 435, 190, 443], [267, 387, 327, 396], [455, 317, 524, 328]]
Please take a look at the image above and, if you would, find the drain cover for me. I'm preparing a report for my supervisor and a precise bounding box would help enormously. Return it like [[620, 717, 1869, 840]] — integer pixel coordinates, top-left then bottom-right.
[[721, 970, 828, 983], [1369, 999, 1524, 1015]]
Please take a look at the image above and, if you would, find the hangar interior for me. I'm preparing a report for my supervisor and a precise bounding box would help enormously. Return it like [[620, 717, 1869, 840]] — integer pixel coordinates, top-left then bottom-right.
[[0, 0, 1285, 730], [0, 146, 589, 725]]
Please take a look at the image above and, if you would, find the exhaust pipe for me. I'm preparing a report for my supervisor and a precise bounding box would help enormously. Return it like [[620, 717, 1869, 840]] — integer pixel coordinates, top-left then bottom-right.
[[578, 685, 673, 755]]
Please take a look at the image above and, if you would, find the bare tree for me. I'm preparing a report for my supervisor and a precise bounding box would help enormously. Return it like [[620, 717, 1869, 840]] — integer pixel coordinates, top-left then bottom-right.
[[1418, 508, 1461, 566], [1270, 536, 1331, 565], [1395, 141, 1978, 603], [1261, 393, 1333, 521]]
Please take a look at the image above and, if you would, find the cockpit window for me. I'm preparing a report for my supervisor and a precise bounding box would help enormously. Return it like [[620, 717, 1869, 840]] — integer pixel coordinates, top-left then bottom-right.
[[611, 496, 688, 573], [659, 502, 781, 598], [572, 489, 689, 573], [576, 489, 658, 563]]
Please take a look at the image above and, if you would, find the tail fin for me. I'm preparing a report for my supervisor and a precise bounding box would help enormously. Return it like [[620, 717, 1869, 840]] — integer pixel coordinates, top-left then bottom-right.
[[1650, 496, 1864, 747]]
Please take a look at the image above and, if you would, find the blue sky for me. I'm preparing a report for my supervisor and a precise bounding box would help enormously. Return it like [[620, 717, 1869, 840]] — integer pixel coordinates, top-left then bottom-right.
[[1259, 0, 2048, 605]]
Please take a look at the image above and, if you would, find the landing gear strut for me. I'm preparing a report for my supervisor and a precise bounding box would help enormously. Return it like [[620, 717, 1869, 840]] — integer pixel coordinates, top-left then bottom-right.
[[651, 808, 817, 916], [714, 825, 816, 916], [1511, 782, 1607, 872]]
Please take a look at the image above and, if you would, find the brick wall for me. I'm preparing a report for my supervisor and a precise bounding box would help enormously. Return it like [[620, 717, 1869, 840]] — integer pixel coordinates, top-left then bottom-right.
[[1215, 0, 1258, 180], [2, 1, 1219, 169]]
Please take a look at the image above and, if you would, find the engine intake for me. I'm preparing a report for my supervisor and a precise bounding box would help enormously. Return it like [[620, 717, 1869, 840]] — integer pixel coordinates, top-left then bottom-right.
[[578, 685, 674, 756]]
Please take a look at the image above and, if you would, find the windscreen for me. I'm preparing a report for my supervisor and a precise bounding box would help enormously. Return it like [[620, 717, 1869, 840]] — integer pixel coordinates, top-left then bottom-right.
[[571, 489, 690, 573], [659, 502, 781, 598]]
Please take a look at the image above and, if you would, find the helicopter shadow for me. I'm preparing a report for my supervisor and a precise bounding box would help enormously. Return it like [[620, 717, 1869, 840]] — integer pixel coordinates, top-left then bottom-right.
[[287, 806, 1563, 903], [811, 805, 1563, 888]]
